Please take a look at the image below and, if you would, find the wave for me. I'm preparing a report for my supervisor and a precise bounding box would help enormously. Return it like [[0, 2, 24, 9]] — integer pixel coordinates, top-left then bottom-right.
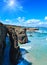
[[35, 30, 47, 34], [20, 45, 31, 50]]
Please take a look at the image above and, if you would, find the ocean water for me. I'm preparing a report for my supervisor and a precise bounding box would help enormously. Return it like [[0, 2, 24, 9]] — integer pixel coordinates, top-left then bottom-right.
[[2, 27, 47, 65], [26, 27, 47, 65]]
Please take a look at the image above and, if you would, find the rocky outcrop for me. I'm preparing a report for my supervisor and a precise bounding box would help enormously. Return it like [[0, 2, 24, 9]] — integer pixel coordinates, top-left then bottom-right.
[[6, 25, 28, 44], [15, 28, 28, 44], [0, 22, 8, 64], [0, 23, 21, 65], [0, 22, 28, 65], [26, 28, 39, 32], [6, 27, 21, 65]]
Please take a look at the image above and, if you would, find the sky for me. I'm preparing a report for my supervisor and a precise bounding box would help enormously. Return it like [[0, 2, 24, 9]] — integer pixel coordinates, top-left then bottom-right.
[[0, 0, 47, 27]]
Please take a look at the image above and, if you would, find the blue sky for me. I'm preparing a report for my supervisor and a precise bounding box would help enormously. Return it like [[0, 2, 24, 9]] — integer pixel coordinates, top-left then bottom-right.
[[0, 0, 47, 27]]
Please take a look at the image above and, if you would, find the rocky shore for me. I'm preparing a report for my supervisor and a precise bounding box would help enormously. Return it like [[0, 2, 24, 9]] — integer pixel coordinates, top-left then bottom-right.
[[0, 22, 28, 65], [0, 22, 39, 65]]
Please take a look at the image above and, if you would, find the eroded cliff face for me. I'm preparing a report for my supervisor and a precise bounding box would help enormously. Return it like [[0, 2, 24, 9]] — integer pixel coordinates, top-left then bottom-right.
[[0, 22, 28, 65], [15, 28, 28, 44], [0, 22, 8, 64], [0, 23, 22, 65], [7, 26, 28, 44]]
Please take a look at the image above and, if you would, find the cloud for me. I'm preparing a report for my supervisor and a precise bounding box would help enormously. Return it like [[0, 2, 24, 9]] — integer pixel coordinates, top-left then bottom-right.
[[5, 19, 11, 22], [0, 19, 14, 25], [15, 17, 47, 27], [15, 17, 41, 27], [17, 17, 25, 22], [2, 17, 25, 26], [8, 16, 47, 27], [24, 19, 42, 27], [1, 16, 47, 27], [15, 17, 26, 26], [26, 19, 40, 24], [45, 16, 47, 20]]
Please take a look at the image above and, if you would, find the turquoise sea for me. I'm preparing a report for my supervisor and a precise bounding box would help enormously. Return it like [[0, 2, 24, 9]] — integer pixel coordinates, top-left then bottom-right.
[[26, 27, 47, 65], [2, 27, 47, 65]]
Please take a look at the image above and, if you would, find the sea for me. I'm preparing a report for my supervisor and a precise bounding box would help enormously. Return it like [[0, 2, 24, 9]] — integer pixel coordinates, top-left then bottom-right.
[[2, 27, 47, 65]]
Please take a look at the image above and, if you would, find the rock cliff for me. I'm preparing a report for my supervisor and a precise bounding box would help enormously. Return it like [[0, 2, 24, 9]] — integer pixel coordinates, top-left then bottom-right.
[[0, 22, 8, 64], [0, 22, 21, 65], [15, 28, 28, 44]]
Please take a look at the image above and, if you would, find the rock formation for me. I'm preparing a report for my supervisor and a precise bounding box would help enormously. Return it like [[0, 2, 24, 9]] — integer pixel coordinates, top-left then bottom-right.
[[0, 22, 8, 64], [8, 27, 21, 65], [15, 28, 28, 44], [0, 22, 21, 65], [0, 22, 28, 65], [6, 25, 28, 44]]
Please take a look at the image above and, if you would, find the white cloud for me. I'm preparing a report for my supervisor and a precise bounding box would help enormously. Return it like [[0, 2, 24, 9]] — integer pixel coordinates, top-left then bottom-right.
[[38, 22, 44, 25], [15, 17, 26, 26], [16, 17, 47, 27], [0, 19, 14, 25], [26, 19, 40, 24], [1, 16, 47, 27], [5, 19, 11, 22], [17, 17, 25, 22], [3, 17, 25, 26], [45, 16, 47, 20]]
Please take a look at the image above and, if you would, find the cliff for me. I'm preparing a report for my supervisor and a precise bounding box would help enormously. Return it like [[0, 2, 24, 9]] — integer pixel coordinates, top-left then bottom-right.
[[0, 23, 21, 65], [0, 22, 39, 65]]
